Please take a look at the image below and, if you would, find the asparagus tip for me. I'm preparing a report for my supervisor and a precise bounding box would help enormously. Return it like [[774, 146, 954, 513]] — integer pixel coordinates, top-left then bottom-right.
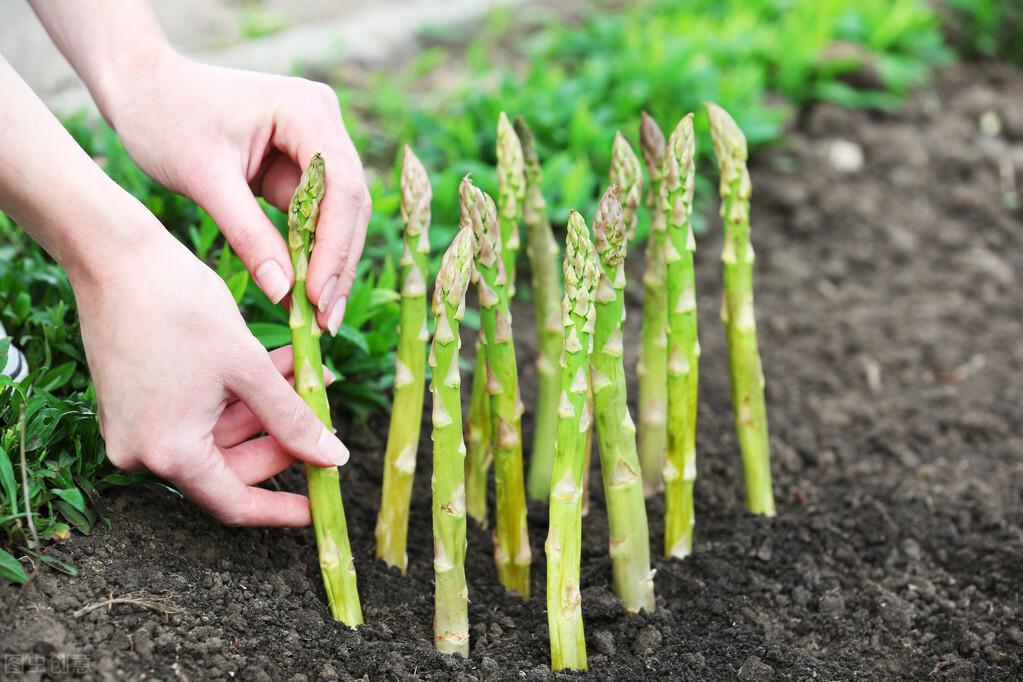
[[593, 185, 626, 267], [639, 113, 667, 176], [705, 103, 748, 163], [513, 116, 539, 170]]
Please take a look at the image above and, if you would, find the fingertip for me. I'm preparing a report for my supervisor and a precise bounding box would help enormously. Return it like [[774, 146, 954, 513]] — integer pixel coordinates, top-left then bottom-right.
[[315, 425, 349, 466]]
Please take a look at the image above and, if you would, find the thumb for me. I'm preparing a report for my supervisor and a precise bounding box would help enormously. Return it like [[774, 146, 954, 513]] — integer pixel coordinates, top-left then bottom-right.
[[228, 346, 350, 468], [199, 168, 294, 304]]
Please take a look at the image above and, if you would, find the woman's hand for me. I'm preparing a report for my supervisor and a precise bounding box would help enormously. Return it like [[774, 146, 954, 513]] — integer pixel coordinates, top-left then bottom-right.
[[99, 53, 370, 335], [74, 216, 350, 526]]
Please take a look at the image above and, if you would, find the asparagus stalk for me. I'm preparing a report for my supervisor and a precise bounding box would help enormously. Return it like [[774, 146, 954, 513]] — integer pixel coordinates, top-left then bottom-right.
[[376, 146, 431, 573], [430, 227, 476, 657], [637, 114, 669, 497], [514, 117, 564, 502], [465, 113, 526, 523], [546, 210, 598, 672], [462, 177, 532, 596], [464, 347, 491, 526], [288, 154, 363, 626], [591, 185, 656, 612], [662, 115, 701, 559], [497, 112, 526, 298], [610, 132, 643, 239], [707, 103, 776, 517]]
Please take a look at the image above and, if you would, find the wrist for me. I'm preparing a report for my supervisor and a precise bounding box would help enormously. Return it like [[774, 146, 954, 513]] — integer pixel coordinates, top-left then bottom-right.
[[58, 185, 168, 295], [86, 39, 183, 128]]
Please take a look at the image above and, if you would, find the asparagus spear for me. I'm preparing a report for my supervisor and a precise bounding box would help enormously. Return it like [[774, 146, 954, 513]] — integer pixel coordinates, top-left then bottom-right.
[[462, 177, 532, 596], [546, 210, 598, 671], [637, 114, 669, 497], [591, 185, 656, 611], [466, 289, 492, 531], [707, 103, 776, 517], [610, 132, 643, 239], [288, 154, 363, 626], [430, 227, 476, 657], [497, 112, 526, 298], [465, 113, 526, 523], [514, 117, 564, 501], [662, 115, 701, 559], [376, 146, 431, 573], [464, 347, 491, 526]]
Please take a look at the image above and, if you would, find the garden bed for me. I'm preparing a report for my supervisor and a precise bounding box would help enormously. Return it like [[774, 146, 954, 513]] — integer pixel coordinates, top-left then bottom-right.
[[2, 61, 1022, 680]]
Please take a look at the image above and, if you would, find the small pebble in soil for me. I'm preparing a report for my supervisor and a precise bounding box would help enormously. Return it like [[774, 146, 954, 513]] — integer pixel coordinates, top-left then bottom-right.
[[818, 588, 846, 615], [592, 630, 615, 656], [632, 626, 662, 656], [738, 655, 775, 681]]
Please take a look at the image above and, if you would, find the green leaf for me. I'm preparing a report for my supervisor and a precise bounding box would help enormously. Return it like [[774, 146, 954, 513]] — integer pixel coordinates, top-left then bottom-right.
[[53, 487, 87, 514], [37, 362, 77, 392], [226, 270, 250, 304], [0, 547, 27, 584], [0, 445, 17, 517], [248, 322, 291, 349], [39, 553, 78, 576], [336, 325, 369, 354]]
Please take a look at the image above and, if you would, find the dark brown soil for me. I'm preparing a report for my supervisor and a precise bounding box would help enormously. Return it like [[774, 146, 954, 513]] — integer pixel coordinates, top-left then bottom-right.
[[3, 62, 1023, 681]]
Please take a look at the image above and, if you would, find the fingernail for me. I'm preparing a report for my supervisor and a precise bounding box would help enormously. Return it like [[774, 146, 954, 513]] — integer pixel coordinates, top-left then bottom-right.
[[317, 276, 338, 313], [316, 425, 350, 466], [255, 260, 289, 304], [324, 366, 336, 384], [327, 296, 347, 336]]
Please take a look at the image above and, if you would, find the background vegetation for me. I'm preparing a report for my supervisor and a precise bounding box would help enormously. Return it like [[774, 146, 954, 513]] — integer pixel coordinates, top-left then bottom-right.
[[0, 0, 1012, 579]]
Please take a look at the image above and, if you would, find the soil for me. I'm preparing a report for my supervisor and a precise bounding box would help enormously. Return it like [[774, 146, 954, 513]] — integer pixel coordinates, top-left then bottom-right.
[[3, 62, 1023, 681]]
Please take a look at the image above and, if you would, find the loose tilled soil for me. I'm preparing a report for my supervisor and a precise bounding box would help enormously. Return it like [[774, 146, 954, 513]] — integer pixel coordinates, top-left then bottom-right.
[[3, 62, 1023, 681]]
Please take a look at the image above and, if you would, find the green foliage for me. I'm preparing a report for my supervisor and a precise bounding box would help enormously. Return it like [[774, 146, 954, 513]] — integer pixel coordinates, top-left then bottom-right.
[[345, 0, 949, 243], [943, 0, 1023, 63]]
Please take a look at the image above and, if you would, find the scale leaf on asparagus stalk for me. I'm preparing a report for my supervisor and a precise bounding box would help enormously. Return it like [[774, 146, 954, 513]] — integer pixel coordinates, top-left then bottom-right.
[[430, 227, 476, 657], [662, 115, 700, 559], [288, 154, 363, 626], [707, 103, 776, 517], [546, 211, 598, 672], [376, 146, 431, 573], [637, 114, 669, 497], [591, 186, 656, 612], [514, 117, 564, 502], [462, 177, 532, 596]]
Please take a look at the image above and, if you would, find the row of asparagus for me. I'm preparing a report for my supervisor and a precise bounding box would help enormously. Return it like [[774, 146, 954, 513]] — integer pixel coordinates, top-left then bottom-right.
[[286, 103, 774, 669]]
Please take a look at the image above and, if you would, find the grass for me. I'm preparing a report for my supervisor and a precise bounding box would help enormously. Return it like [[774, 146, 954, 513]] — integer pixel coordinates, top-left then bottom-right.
[[0, 0, 966, 573]]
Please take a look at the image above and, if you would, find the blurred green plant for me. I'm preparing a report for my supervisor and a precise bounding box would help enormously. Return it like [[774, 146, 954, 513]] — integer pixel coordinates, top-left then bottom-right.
[[942, 0, 1023, 63]]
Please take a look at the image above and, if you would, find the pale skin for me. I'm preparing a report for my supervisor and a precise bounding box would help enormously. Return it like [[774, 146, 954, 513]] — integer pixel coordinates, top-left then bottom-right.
[[0, 2, 372, 526]]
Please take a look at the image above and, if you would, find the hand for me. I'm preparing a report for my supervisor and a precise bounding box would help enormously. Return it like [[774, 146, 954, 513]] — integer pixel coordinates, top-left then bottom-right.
[[75, 212, 350, 526], [100, 52, 370, 335]]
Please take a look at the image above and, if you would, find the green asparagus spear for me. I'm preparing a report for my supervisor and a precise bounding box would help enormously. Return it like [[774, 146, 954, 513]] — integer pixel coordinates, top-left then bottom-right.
[[591, 185, 656, 611], [462, 177, 532, 596], [514, 117, 564, 502], [662, 115, 700, 559], [430, 227, 476, 657], [707, 103, 776, 517], [610, 132, 643, 239], [376, 146, 431, 573], [288, 154, 363, 626], [637, 114, 669, 497], [466, 113, 526, 524], [465, 346, 491, 526], [497, 112, 526, 298], [546, 210, 598, 671]]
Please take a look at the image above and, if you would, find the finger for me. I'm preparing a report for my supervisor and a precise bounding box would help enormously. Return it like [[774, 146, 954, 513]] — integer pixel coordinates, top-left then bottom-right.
[[270, 82, 370, 326], [199, 163, 294, 304], [215, 362, 336, 448], [170, 441, 311, 527], [256, 151, 302, 212], [224, 436, 298, 485], [330, 198, 371, 320], [228, 345, 350, 468]]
